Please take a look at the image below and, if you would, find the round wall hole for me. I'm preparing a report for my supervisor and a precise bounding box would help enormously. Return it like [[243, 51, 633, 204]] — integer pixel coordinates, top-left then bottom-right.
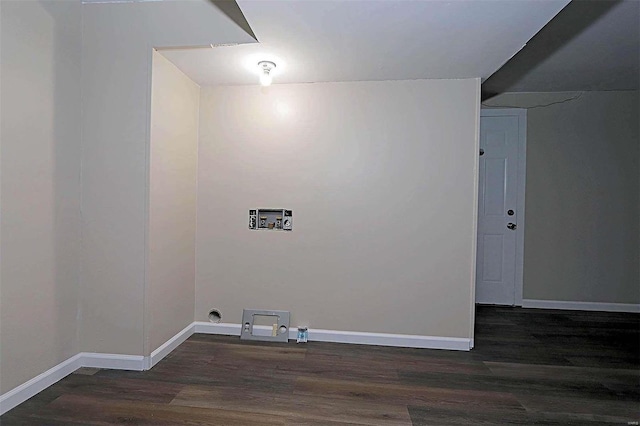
[[279, 325, 288, 335], [208, 309, 222, 323]]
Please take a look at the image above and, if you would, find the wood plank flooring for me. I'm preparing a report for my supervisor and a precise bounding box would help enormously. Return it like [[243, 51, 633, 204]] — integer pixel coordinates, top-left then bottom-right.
[[2, 306, 638, 425]]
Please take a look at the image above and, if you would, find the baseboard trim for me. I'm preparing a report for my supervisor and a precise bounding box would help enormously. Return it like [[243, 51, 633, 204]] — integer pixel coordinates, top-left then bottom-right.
[[80, 352, 146, 371], [193, 321, 240, 335], [0, 352, 147, 416], [522, 299, 640, 313], [0, 324, 197, 416], [149, 323, 195, 368], [0, 353, 82, 415], [307, 328, 471, 351], [1, 321, 472, 415], [193, 321, 472, 351], [193, 322, 296, 339]]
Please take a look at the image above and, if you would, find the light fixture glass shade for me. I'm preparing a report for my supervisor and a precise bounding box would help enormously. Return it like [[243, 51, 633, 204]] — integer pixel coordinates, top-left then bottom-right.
[[260, 69, 272, 86], [257, 61, 276, 86]]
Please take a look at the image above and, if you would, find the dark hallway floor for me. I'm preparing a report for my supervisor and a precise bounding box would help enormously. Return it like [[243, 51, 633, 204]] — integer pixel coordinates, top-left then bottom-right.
[[2, 305, 639, 425]]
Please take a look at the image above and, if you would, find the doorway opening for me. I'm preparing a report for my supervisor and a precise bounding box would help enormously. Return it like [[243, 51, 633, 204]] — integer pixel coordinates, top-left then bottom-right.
[[476, 109, 527, 306]]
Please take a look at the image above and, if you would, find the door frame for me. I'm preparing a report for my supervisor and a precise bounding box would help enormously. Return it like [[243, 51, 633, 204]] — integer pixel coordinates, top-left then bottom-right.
[[478, 108, 527, 306]]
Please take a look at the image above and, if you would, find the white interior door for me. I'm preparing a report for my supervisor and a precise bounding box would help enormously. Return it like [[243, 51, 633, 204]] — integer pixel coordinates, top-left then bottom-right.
[[476, 112, 524, 305]]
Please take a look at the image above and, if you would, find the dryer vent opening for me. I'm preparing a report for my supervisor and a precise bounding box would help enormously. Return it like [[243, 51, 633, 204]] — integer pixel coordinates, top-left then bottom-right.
[[208, 309, 222, 323]]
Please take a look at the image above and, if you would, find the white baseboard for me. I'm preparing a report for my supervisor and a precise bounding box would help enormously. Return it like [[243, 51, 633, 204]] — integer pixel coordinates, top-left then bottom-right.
[[193, 321, 472, 351], [1, 321, 472, 416], [193, 321, 240, 335], [307, 328, 471, 351], [522, 299, 640, 313], [80, 352, 146, 371], [0, 353, 83, 416], [1, 323, 197, 416], [149, 323, 195, 368], [193, 322, 297, 339], [1, 352, 147, 416]]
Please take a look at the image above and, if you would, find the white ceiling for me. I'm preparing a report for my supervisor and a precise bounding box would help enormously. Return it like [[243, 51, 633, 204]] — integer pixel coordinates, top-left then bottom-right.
[[160, 0, 568, 87], [485, 0, 640, 92]]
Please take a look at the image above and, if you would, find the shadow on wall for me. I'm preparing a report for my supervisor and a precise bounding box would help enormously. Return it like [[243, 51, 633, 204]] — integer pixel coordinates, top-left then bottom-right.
[[38, 0, 82, 364], [208, 0, 258, 42], [482, 0, 621, 100]]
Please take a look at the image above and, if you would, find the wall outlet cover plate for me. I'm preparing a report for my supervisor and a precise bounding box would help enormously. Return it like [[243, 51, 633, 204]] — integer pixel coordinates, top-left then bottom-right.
[[240, 309, 290, 342]]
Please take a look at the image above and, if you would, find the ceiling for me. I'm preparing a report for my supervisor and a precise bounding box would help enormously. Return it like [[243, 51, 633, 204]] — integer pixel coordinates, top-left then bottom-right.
[[483, 0, 640, 95], [160, 0, 568, 86]]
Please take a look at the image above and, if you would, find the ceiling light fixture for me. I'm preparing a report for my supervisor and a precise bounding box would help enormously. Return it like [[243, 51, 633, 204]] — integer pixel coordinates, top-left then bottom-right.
[[258, 61, 276, 86]]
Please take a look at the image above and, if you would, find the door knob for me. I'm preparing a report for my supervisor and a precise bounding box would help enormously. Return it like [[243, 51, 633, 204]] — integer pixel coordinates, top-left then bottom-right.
[[507, 223, 517, 230]]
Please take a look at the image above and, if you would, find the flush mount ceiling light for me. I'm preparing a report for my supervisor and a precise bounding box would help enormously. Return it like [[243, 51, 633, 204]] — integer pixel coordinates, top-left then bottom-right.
[[257, 61, 276, 86]]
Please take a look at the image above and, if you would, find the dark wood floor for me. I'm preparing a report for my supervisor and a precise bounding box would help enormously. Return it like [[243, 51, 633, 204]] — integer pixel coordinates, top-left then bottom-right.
[[2, 306, 638, 425]]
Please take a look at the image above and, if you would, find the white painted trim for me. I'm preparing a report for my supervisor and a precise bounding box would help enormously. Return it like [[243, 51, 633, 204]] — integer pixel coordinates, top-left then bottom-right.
[[193, 322, 472, 351], [307, 329, 472, 351], [468, 80, 481, 355], [149, 323, 195, 368], [0, 352, 147, 415], [479, 108, 527, 306], [194, 321, 240, 335], [514, 110, 527, 306], [0, 354, 83, 415], [80, 353, 146, 371], [522, 299, 640, 313], [193, 322, 290, 338], [0, 323, 196, 416], [1, 321, 473, 415]]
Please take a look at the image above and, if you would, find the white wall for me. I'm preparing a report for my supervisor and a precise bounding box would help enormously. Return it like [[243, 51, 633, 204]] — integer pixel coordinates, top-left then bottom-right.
[[0, 0, 81, 394], [148, 51, 199, 353], [80, 1, 256, 356], [196, 79, 480, 339], [0, 0, 255, 399], [484, 91, 640, 304]]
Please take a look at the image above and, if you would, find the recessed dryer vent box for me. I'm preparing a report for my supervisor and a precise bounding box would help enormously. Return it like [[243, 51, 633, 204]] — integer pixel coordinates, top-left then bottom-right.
[[249, 209, 292, 231], [240, 309, 290, 342]]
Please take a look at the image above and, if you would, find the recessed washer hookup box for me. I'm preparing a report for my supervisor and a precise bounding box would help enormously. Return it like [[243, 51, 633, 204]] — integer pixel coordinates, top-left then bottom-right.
[[249, 209, 292, 231]]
